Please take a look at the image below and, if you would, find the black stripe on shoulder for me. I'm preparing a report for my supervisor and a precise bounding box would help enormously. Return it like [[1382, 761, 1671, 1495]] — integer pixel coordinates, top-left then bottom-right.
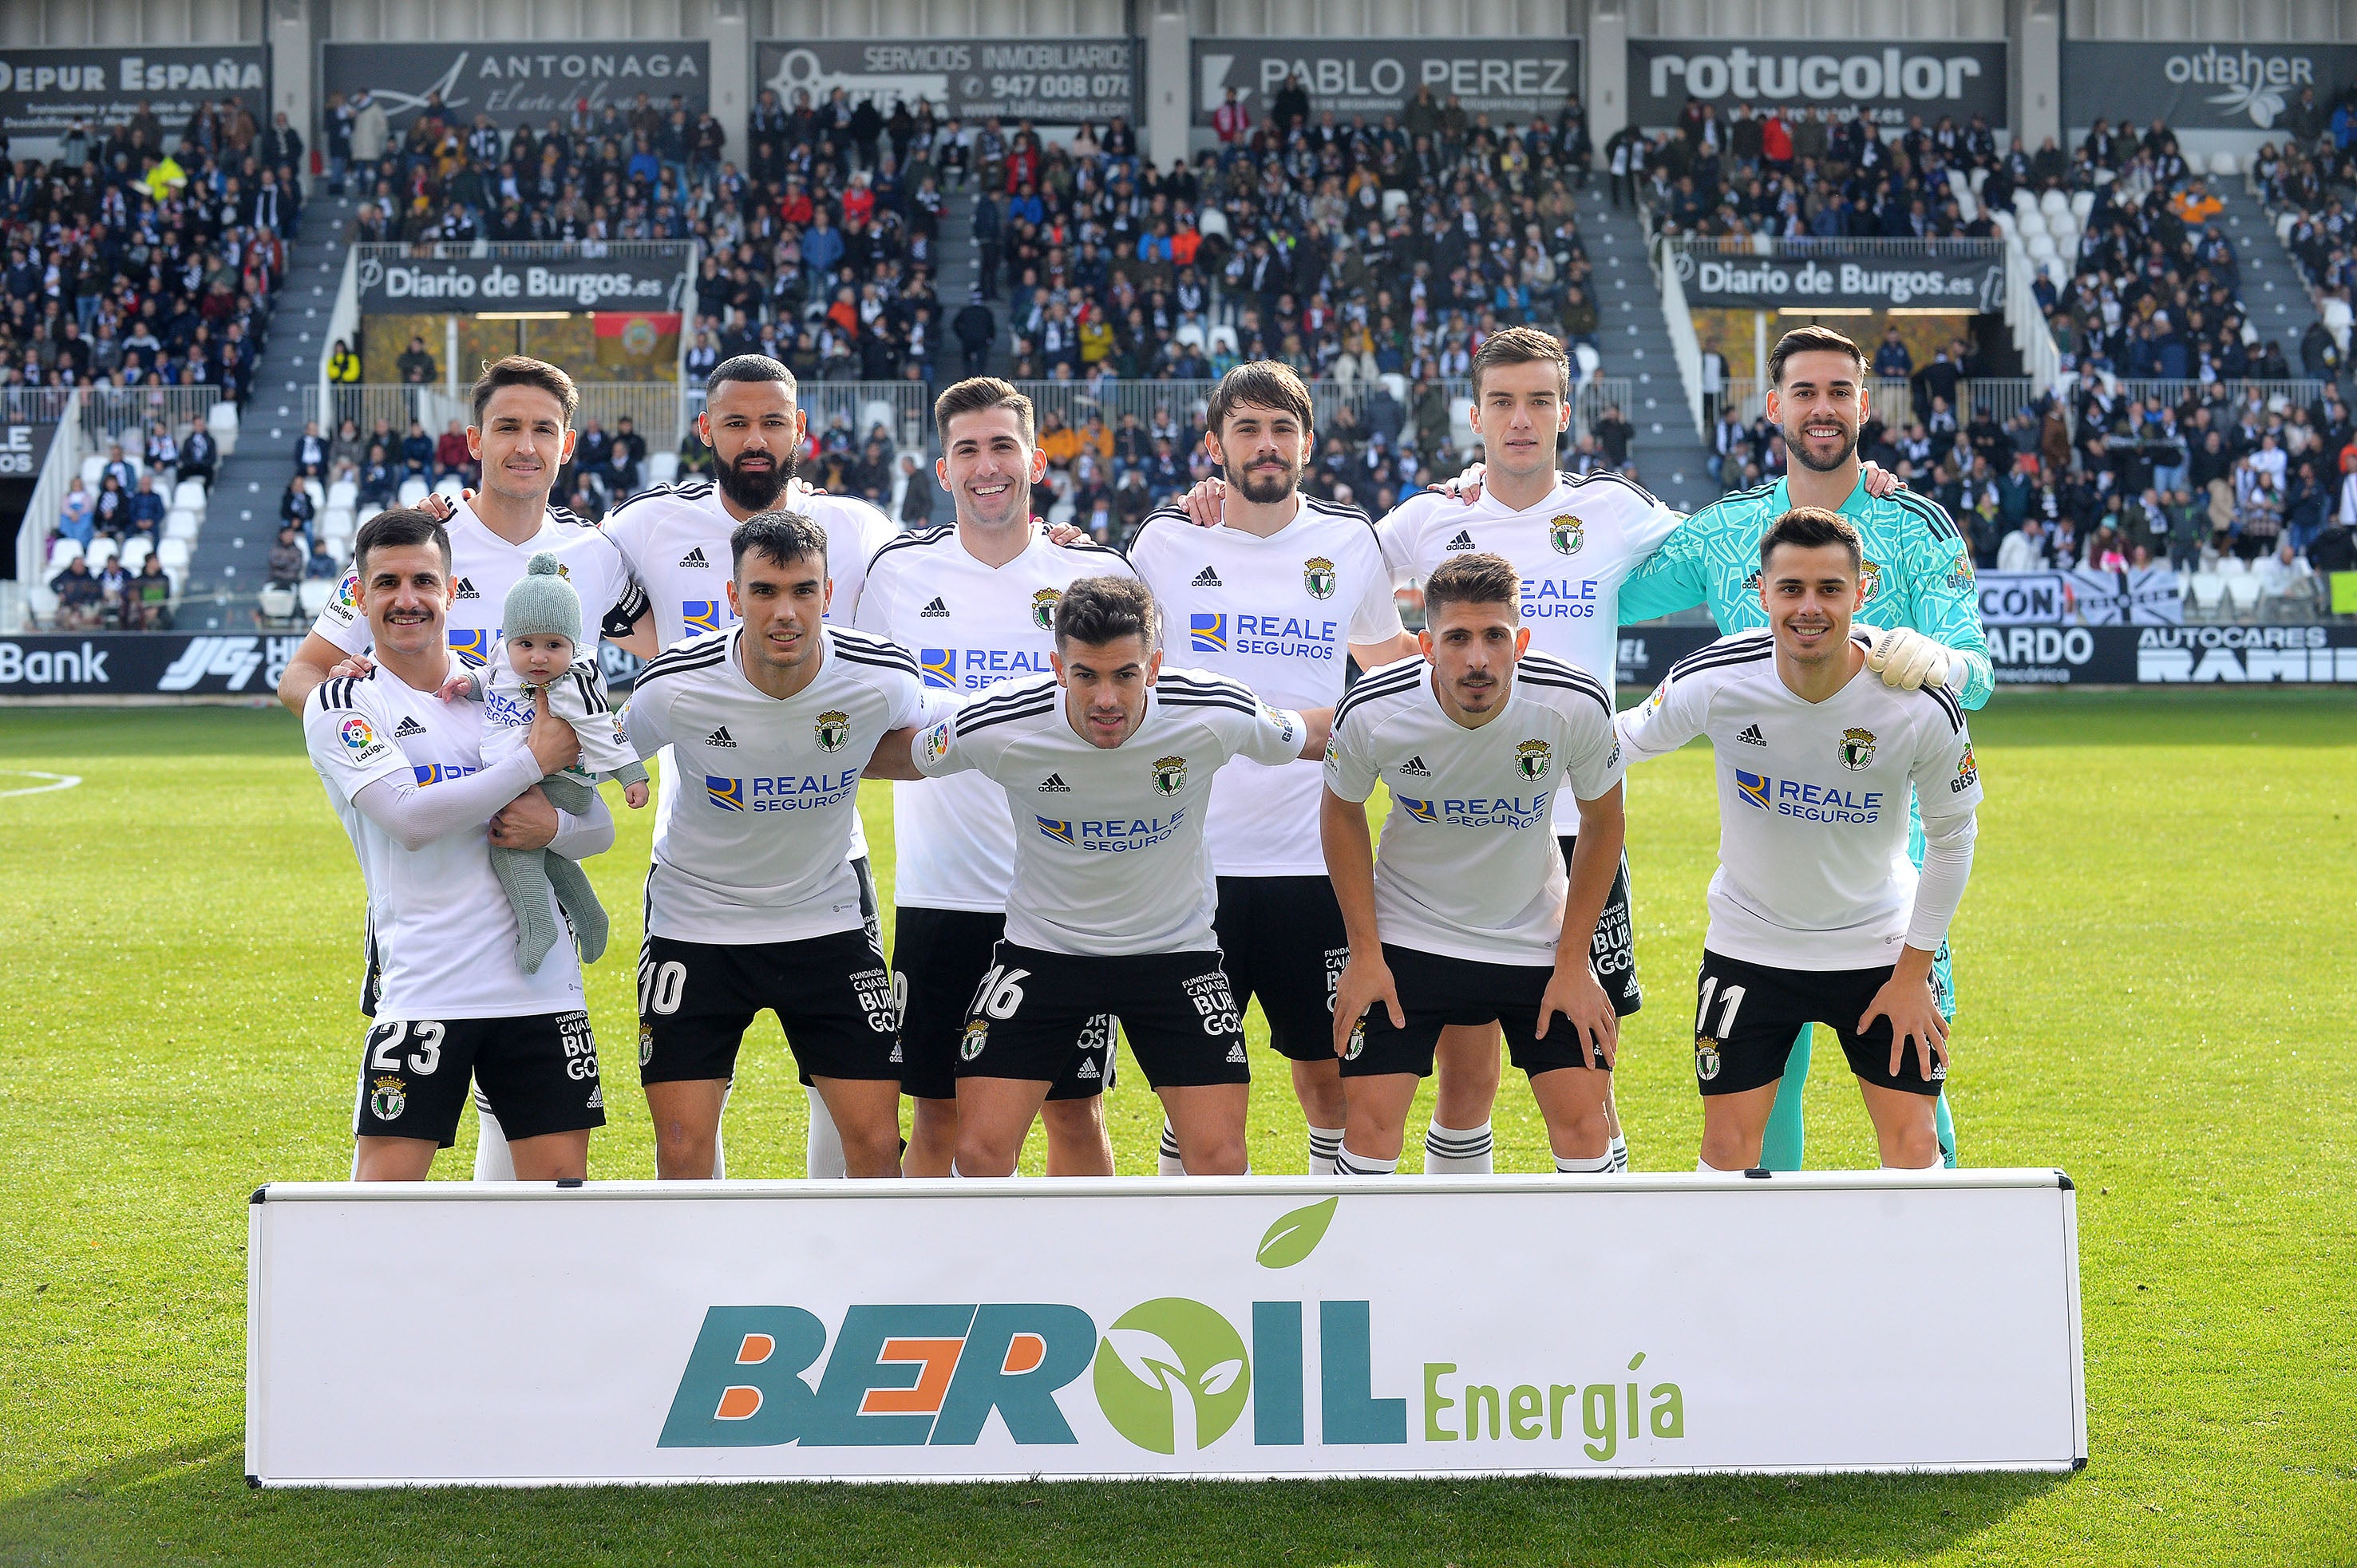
[[1302, 493, 1385, 549], [1054, 535, 1132, 569], [634, 639, 730, 689], [1157, 670, 1256, 699], [607, 480, 714, 518], [867, 523, 958, 570], [313, 677, 354, 712], [1565, 468, 1662, 509], [959, 675, 1058, 722], [829, 625, 917, 660], [834, 642, 923, 679], [1157, 689, 1260, 717], [1922, 682, 1965, 733], [453, 649, 484, 669], [1332, 663, 1426, 725], [1668, 632, 1774, 683], [958, 696, 1058, 737], [1891, 490, 1960, 541], [1701, 480, 1777, 513], [1516, 663, 1612, 721]]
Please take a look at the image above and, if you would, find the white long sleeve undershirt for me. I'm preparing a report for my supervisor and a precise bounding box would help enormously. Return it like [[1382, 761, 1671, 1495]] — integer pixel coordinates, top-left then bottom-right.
[[1904, 812, 1978, 954]]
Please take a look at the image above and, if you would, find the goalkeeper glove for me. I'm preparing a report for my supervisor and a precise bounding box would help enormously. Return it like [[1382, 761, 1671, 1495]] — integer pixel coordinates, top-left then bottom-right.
[[1865, 625, 1952, 690]]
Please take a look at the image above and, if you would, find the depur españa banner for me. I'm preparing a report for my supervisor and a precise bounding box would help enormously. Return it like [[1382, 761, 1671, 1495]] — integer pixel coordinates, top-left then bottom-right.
[[246, 1173, 2086, 1485]]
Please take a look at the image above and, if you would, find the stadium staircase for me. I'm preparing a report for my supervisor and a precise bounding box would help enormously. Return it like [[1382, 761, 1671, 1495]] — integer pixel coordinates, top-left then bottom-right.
[[2215, 177, 2327, 360], [1575, 191, 1718, 515], [185, 189, 352, 629], [931, 182, 990, 378]]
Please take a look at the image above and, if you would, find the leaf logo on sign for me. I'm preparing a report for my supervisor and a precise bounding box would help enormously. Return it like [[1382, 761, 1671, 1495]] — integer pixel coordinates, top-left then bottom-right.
[[1255, 1196, 1338, 1269]]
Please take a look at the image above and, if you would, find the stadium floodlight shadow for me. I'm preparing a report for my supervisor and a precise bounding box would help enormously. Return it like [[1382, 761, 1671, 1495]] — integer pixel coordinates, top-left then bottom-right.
[[0, 1437, 2065, 1566]]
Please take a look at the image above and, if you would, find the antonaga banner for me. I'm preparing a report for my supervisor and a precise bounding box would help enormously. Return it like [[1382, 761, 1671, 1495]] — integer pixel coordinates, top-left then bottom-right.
[[321, 42, 709, 132], [246, 1175, 2086, 1484]]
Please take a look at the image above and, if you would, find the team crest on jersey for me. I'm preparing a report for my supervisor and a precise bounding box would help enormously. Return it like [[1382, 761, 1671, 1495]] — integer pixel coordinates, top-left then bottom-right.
[[1344, 1019, 1366, 1060], [1859, 558, 1884, 602], [961, 1020, 990, 1061], [1548, 515, 1585, 555], [1515, 739, 1552, 781], [368, 1076, 406, 1120], [1694, 1038, 1722, 1082], [1303, 555, 1337, 598], [1837, 728, 1877, 771], [1030, 588, 1062, 630], [639, 1025, 655, 1066], [814, 709, 852, 752], [1152, 755, 1188, 796], [1952, 744, 1978, 793]]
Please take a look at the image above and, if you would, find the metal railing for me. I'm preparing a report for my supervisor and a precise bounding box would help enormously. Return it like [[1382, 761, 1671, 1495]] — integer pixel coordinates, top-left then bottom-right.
[[1665, 235, 2005, 260], [1714, 377, 2043, 430], [0, 386, 73, 425], [308, 383, 693, 451], [354, 240, 698, 264], [77, 386, 223, 446], [2101, 378, 2327, 416]]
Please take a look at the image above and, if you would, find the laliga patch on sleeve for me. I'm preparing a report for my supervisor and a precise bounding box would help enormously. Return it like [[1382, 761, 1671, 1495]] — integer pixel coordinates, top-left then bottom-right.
[[338, 714, 391, 766], [325, 571, 360, 626], [921, 718, 954, 767]]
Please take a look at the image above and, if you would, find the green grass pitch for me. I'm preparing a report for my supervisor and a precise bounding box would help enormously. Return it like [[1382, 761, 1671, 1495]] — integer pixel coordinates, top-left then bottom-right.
[[0, 689, 2350, 1566]]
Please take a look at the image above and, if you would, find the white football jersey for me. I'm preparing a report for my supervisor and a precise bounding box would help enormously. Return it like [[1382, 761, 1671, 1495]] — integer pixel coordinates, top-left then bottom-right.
[[1378, 471, 1678, 831], [1324, 651, 1626, 967], [855, 522, 1136, 912], [313, 500, 643, 665], [1614, 630, 1983, 970], [603, 479, 898, 862], [600, 478, 897, 648], [306, 660, 585, 1020], [1127, 497, 1405, 877], [620, 624, 926, 945], [912, 668, 1308, 955]]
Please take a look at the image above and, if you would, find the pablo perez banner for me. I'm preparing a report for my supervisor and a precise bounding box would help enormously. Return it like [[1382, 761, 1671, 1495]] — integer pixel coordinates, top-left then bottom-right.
[[246, 1175, 2086, 1484]]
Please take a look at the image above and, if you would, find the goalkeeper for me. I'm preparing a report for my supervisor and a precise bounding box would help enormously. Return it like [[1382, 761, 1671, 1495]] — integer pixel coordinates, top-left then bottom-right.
[[1615, 326, 1992, 1168], [441, 551, 650, 973]]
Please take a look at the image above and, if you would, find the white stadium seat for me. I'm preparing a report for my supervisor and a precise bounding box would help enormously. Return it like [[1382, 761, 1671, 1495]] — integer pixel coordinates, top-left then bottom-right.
[[2015, 211, 2047, 239], [397, 477, 429, 506], [321, 506, 354, 541], [2181, 151, 2207, 176], [2027, 234, 2058, 263], [1175, 322, 1207, 350], [27, 584, 59, 625], [257, 585, 299, 622], [2039, 189, 2068, 217], [303, 479, 326, 512], [1208, 323, 1239, 356], [647, 451, 678, 486], [299, 579, 337, 616], [172, 478, 208, 512], [47, 536, 81, 571], [79, 455, 105, 485], [433, 476, 463, 500], [326, 480, 358, 510], [1380, 189, 1410, 223], [2043, 256, 2072, 289], [2189, 572, 2226, 616], [2213, 555, 2247, 577], [157, 538, 190, 572], [2224, 572, 2262, 614], [208, 401, 239, 453], [1196, 207, 1229, 240], [1573, 343, 1602, 383], [121, 536, 152, 571], [1448, 396, 1476, 455], [2210, 152, 2238, 178], [164, 508, 200, 542], [85, 536, 117, 569]]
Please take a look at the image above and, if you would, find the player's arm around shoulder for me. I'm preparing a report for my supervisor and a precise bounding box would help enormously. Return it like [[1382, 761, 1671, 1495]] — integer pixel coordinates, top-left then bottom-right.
[[1877, 493, 1995, 709], [846, 632, 933, 780], [1319, 704, 1400, 1052], [1613, 500, 1710, 626], [1612, 645, 1717, 765]]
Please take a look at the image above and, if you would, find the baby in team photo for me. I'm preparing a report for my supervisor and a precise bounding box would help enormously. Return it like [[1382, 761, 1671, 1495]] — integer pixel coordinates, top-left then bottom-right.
[[440, 551, 649, 972]]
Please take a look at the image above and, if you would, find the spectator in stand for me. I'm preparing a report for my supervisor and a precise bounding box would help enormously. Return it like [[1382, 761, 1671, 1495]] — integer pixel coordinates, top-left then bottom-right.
[[358, 442, 397, 507], [400, 421, 434, 480], [429, 418, 470, 484], [56, 478, 95, 551], [279, 476, 317, 535], [294, 419, 330, 478], [396, 337, 437, 385], [267, 525, 306, 587], [129, 552, 174, 628], [177, 420, 219, 489], [306, 536, 343, 579], [91, 476, 127, 539], [1873, 328, 1915, 380], [126, 474, 167, 539], [50, 556, 105, 630]]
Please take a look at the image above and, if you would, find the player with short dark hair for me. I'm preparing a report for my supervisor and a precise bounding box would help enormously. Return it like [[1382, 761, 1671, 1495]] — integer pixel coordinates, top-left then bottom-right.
[[1615, 508, 1983, 1171], [1322, 550, 1629, 1178], [869, 574, 1333, 1178], [616, 510, 927, 1180], [601, 354, 902, 1179], [306, 506, 615, 1181]]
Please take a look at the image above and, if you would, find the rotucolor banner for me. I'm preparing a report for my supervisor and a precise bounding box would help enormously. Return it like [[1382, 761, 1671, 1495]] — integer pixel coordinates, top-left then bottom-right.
[[247, 1175, 2086, 1486], [1627, 39, 2009, 129]]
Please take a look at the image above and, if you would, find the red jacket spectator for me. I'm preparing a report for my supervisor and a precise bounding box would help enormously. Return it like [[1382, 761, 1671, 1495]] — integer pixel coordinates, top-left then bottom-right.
[[436, 429, 472, 474], [1762, 114, 1793, 164]]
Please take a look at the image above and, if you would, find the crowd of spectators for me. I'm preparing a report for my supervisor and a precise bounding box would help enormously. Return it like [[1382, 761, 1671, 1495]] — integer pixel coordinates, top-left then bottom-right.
[[1, 100, 295, 406]]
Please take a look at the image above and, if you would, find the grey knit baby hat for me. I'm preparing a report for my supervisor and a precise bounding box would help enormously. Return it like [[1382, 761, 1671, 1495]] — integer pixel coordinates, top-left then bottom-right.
[[503, 551, 581, 642]]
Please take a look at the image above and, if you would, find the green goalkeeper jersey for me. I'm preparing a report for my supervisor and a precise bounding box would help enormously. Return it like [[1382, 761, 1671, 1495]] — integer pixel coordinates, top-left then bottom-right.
[[1618, 475, 1995, 710]]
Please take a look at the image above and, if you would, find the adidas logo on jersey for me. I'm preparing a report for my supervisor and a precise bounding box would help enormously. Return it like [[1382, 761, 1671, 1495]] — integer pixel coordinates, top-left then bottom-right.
[[1038, 772, 1070, 792], [1444, 530, 1477, 551], [1075, 1057, 1100, 1079], [393, 716, 427, 739], [677, 546, 709, 569], [452, 576, 480, 600], [1398, 753, 1432, 776], [1225, 1043, 1247, 1064], [920, 595, 951, 618], [888, 1043, 904, 1064], [706, 726, 737, 748], [1736, 724, 1767, 747], [1192, 566, 1224, 587]]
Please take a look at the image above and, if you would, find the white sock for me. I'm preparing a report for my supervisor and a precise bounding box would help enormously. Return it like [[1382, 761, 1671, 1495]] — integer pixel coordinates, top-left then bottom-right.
[[949, 1159, 967, 1178], [1157, 1118, 1186, 1176], [1608, 1133, 1630, 1173], [1422, 1120, 1493, 1175], [1334, 1146, 1399, 1176], [1881, 1157, 1943, 1171], [472, 1098, 516, 1182], [805, 1086, 845, 1179], [710, 1084, 729, 1179], [1555, 1151, 1614, 1173], [1697, 1157, 1738, 1173], [1306, 1124, 1344, 1175]]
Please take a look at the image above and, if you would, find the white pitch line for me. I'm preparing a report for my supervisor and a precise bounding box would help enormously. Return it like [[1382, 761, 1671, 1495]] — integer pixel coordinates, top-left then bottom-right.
[[0, 771, 82, 799]]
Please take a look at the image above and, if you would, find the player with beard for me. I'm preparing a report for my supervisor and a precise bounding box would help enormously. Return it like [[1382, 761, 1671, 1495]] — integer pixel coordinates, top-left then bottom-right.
[[602, 355, 900, 1179], [279, 357, 653, 1184], [1124, 361, 1414, 1175], [1613, 326, 1991, 1170]]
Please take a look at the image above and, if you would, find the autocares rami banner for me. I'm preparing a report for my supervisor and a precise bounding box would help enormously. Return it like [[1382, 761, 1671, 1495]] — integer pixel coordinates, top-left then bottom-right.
[[246, 1173, 2086, 1485]]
